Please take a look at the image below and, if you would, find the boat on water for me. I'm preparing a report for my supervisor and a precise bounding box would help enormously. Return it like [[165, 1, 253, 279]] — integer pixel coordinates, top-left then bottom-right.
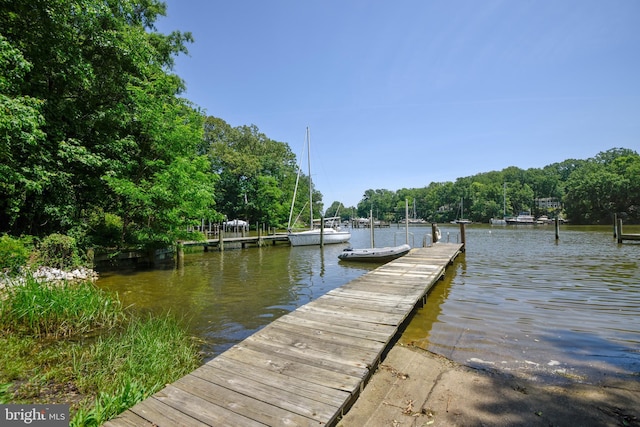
[[450, 197, 472, 224], [452, 218, 472, 224], [536, 215, 552, 224], [506, 212, 536, 225], [287, 127, 350, 246], [338, 244, 411, 263], [406, 218, 428, 224], [406, 198, 427, 224], [342, 209, 413, 262], [288, 227, 351, 246], [490, 183, 508, 225]]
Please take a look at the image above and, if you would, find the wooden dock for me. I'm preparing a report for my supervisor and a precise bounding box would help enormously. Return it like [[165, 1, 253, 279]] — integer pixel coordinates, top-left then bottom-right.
[[103, 243, 463, 427], [615, 217, 640, 243], [180, 233, 291, 250]]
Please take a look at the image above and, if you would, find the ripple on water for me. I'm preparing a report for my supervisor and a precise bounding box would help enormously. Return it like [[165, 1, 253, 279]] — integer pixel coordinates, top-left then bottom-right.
[[403, 225, 640, 384]]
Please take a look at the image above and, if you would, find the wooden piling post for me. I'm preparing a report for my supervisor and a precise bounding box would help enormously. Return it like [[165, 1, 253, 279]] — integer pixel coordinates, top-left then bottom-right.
[[459, 222, 466, 252], [176, 242, 184, 267], [555, 217, 560, 240], [617, 218, 623, 244], [218, 229, 224, 252], [431, 223, 439, 244], [405, 199, 409, 245], [613, 213, 618, 238]]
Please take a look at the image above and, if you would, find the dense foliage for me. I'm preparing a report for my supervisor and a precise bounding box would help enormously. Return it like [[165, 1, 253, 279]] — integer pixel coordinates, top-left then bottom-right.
[[1, 1, 638, 257], [351, 148, 640, 225], [0, 0, 215, 249], [202, 117, 319, 229]]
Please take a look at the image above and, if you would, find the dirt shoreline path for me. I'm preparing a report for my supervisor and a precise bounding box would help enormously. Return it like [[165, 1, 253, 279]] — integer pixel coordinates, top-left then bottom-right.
[[337, 345, 639, 427]]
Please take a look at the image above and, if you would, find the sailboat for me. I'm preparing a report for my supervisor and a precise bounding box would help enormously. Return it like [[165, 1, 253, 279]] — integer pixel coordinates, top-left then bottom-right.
[[406, 198, 427, 224], [490, 182, 507, 225], [451, 198, 472, 224], [287, 128, 351, 246]]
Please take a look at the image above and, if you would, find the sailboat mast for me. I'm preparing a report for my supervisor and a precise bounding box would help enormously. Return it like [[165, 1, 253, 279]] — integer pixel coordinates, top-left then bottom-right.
[[503, 182, 506, 217], [307, 127, 313, 230], [287, 132, 306, 230]]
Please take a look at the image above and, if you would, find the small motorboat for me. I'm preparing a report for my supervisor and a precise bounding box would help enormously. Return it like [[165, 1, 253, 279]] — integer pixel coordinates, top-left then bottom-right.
[[338, 244, 411, 263]]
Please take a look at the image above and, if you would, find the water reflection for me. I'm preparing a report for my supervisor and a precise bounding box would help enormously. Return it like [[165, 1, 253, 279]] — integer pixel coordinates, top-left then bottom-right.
[[97, 225, 640, 383], [98, 237, 374, 359]]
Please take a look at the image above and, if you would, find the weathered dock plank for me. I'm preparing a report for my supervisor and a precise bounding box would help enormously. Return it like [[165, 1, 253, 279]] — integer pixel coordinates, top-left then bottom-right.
[[241, 328, 374, 374], [221, 344, 364, 393], [279, 309, 395, 343], [103, 243, 463, 427], [171, 374, 320, 426], [103, 411, 153, 427], [155, 383, 266, 427]]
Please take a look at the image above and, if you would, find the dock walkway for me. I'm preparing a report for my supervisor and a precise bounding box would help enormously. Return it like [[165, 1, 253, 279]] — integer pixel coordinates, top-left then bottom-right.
[[104, 243, 463, 427], [181, 234, 290, 250]]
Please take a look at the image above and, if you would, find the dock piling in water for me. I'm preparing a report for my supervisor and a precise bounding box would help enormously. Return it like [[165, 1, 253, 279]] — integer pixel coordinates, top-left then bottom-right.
[[615, 217, 640, 243]]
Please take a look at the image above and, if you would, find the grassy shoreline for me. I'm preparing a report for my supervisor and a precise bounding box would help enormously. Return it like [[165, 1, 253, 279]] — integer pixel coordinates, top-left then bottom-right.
[[0, 275, 201, 426]]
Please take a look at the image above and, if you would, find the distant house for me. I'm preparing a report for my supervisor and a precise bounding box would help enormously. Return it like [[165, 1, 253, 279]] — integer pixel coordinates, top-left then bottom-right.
[[535, 197, 562, 210]]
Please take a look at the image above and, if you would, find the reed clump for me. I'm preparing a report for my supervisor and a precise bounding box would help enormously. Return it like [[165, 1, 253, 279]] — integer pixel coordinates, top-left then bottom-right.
[[0, 275, 123, 337], [0, 277, 201, 427]]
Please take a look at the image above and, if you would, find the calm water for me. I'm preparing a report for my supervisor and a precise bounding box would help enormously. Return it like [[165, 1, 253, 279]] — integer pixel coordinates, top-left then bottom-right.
[[97, 224, 640, 384]]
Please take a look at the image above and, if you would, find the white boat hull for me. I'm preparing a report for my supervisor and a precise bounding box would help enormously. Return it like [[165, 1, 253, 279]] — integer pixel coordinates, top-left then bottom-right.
[[338, 244, 411, 263], [288, 228, 351, 246]]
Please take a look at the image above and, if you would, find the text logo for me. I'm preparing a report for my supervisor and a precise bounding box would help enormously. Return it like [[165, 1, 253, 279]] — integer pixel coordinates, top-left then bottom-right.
[[1, 405, 69, 426]]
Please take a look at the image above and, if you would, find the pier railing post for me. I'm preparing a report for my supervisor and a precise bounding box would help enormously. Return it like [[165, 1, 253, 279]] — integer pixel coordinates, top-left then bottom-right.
[[617, 218, 623, 244]]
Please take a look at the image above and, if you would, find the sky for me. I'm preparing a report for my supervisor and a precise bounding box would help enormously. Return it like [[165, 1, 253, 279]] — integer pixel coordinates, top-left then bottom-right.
[[155, 0, 639, 208]]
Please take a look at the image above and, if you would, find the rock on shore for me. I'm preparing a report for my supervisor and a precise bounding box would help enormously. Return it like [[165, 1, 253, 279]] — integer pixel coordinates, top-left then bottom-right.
[[0, 266, 98, 293]]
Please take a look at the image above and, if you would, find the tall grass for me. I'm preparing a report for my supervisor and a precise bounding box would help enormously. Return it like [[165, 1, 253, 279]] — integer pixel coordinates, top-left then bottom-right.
[[0, 276, 201, 426], [75, 314, 200, 393], [0, 276, 123, 337], [71, 315, 201, 426]]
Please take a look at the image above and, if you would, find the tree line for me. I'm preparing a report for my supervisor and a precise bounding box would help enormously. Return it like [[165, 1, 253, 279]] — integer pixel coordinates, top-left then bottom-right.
[[342, 147, 639, 225], [2, 1, 638, 254]]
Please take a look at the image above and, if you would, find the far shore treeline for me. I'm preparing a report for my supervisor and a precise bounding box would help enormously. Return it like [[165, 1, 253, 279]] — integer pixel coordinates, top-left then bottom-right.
[[1, 1, 639, 254]]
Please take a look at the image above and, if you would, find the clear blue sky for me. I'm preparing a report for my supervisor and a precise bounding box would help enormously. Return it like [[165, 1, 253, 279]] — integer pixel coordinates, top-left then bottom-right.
[[156, 0, 639, 208]]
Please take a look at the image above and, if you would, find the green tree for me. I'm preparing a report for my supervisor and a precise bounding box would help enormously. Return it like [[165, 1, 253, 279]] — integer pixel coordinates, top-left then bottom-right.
[[564, 149, 640, 224], [0, 35, 47, 229], [203, 117, 298, 228], [1, 0, 214, 247], [565, 163, 618, 224], [358, 189, 398, 221], [348, 148, 638, 225], [325, 201, 349, 221]]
